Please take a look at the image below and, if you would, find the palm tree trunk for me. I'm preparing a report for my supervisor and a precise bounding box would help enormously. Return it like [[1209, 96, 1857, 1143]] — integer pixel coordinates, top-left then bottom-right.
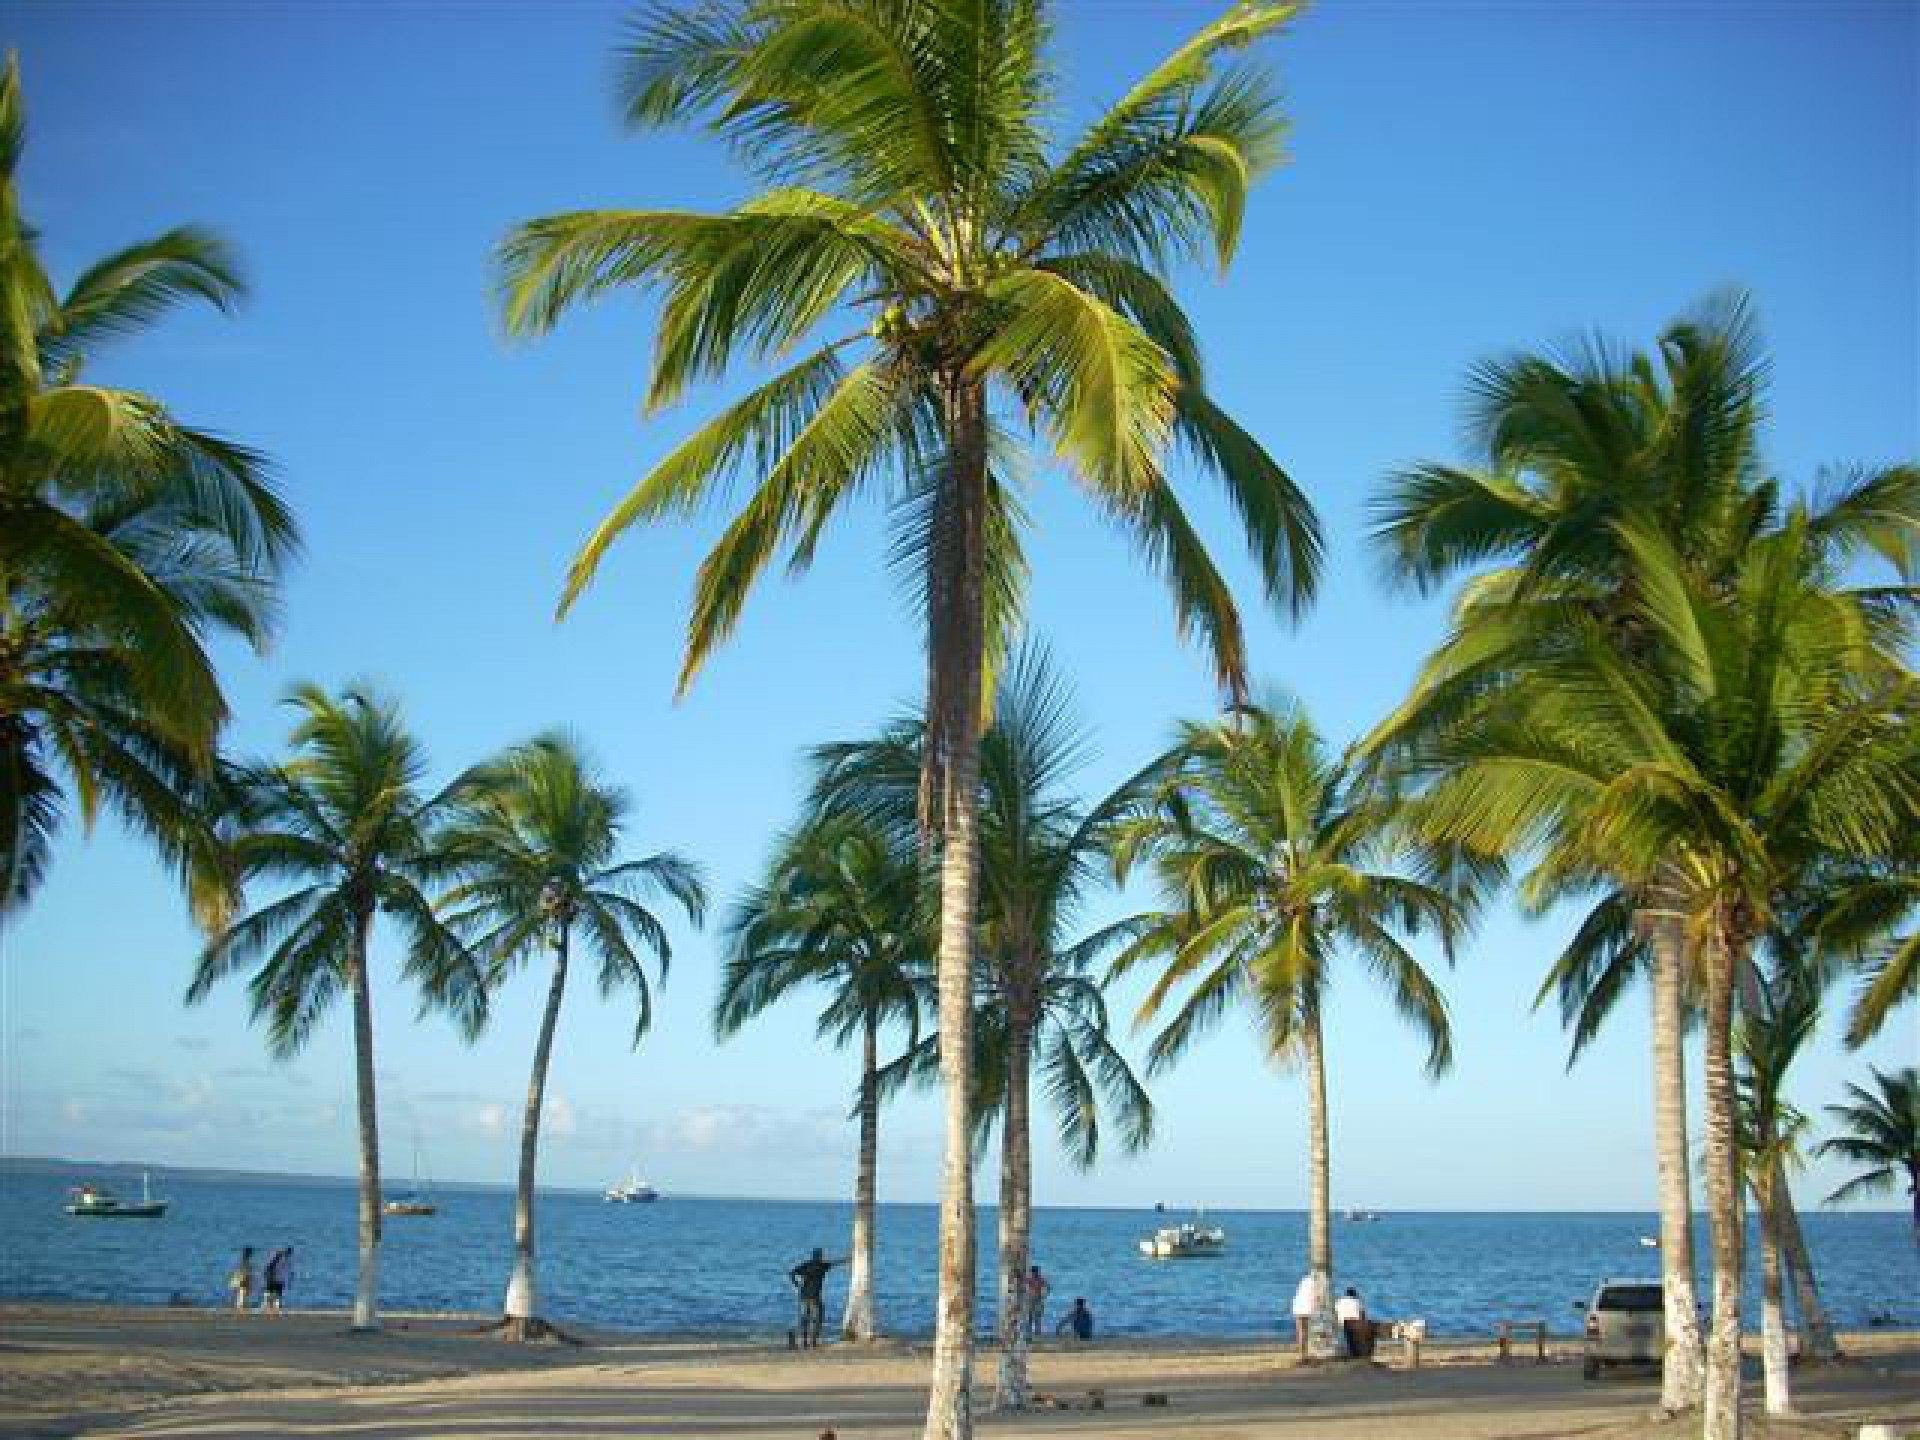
[[1700, 927, 1745, 1440], [1647, 914, 1706, 1410], [922, 377, 989, 1440], [993, 1004, 1034, 1410], [841, 1009, 880, 1341], [348, 905, 382, 1332], [1774, 1169, 1837, 1361], [1302, 1002, 1338, 1360], [504, 929, 569, 1333], [1756, 1169, 1792, 1416]]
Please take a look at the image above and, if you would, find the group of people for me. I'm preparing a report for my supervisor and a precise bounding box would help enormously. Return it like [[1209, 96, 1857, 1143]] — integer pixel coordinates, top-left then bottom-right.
[[226, 1246, 294, 1312], [1020, 1263, 1093, 1342], [785, 1251, 1094, 1348], [1291, 1273, 1376, 1359]]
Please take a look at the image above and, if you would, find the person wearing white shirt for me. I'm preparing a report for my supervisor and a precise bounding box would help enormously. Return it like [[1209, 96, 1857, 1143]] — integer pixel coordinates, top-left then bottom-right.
[[1290, 1273, 1321, 1358], [1336, 1286, 1372, 1358]]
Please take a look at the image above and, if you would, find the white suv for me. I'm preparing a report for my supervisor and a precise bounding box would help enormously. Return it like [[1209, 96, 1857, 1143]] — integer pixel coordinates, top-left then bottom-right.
[[1578, 1279, 1663, 1380]]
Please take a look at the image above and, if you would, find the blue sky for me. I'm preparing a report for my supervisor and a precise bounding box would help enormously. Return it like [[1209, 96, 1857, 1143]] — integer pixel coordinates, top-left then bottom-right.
[[2, 1, 1913, 1212]]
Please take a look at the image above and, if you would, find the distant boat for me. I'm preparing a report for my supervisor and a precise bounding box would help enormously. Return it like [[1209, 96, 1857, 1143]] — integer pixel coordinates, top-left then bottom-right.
[[1138, 1219, 1225, 1258], [1638, 1235, 1660, 1249], [1343, 1208, 1383, 1222], [65, 1173, 168, 1219], [606, 1167, 658, 1204], [384, 1134, 436, 1217]]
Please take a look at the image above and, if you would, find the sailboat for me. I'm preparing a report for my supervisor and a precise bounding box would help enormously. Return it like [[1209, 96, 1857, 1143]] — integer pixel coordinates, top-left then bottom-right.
[[384, 1133, 436, 1217]]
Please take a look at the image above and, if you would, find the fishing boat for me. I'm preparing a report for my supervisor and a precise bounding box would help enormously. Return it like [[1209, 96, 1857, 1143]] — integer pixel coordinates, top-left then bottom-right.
[[1343, 1208, 1383, 1222], [1137, 1219, 1226, 1258], [605, 1167, 658, 1203], [65, 1174, 168, 1218]]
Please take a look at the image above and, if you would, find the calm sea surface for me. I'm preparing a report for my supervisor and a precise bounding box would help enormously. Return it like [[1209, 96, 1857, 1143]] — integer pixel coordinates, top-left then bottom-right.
[[3, 1172, 1912, 1339]]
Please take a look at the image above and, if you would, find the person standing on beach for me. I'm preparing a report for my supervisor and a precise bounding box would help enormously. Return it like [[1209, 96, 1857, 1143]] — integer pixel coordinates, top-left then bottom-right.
[[261, 1248, 293, 1313], [1024, 1265, 1050, 1340], [1291, 1273, 1320, 1359], [788, 1249, 841, 1348], [1335, 1285, 1371, 1358], [227, 1248, 254, 1311]]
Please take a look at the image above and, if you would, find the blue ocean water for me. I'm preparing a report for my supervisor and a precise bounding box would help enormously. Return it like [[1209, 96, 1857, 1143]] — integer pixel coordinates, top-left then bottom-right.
[[2, 1171, 1912, 1340]]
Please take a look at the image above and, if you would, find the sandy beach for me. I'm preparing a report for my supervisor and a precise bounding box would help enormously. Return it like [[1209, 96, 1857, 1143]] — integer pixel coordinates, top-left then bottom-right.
[[2, 1305, 1916, 1440]]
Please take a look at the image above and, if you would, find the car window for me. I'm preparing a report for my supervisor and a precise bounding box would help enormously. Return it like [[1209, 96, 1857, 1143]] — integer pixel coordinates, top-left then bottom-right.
[[1596, 1285, 1663, 1312]]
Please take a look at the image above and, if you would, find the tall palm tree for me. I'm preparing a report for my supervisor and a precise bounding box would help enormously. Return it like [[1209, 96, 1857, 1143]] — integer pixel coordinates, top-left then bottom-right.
[[1817, 1065, 1920, 1246], [440, 734, 706, 1339], [1112, 699, 1459, 1360], [1734, 958, 1823, 1415], [0, 53, 296, 914], [1367, 295, 1919, 1414], [186, 683, 484, 1332], [719, 811, 926, 1341], [497, 8, 1316, 1429], [816, 652, 1153, 1406], [1404, 520, 1919, 1440]]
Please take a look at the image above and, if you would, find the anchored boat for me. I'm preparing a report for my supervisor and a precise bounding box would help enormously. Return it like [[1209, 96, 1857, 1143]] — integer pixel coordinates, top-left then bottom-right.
[[1138, 1219, 1226, 1258], [605, 1167, 658, 1203], [384, 1135, 437, 1216], [65, 1174, 169, 1219]]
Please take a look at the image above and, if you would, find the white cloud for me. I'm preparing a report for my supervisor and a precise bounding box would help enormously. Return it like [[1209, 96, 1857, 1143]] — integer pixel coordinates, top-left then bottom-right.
[[546, 1095, 577, 1138], [643, 1103, 844, 1159]]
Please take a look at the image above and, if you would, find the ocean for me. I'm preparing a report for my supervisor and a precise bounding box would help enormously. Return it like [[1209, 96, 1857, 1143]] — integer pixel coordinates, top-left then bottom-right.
[[3, 1171, 1912, 1340]]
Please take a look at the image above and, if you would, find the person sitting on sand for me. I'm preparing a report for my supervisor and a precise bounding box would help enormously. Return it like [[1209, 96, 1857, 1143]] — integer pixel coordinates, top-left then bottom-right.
[[788, 1248, 842, 1349], [1335, 1285, 1373, 1358], [261, 1247, 293, 1313], [1055, 1297, 1094, 1342], [227, 1248, 254, 1311]]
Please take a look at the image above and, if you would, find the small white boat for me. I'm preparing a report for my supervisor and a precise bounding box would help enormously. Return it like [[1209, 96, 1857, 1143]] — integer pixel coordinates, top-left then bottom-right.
[[1138, 1220, 1226, 1258], [605, 1168, 658, 1204], [1638, 1235, 1660, 1249]]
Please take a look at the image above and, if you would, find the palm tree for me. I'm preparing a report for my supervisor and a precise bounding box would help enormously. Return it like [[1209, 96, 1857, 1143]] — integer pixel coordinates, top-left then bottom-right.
[[497, 8, 1316, 1429], [0, 53, 296, 914], [440, 734, 706, 1339], [186, 683, 484, 1332], [1367, 295, 1920, 1414], [720, 811, 926, 1341], [1734, 958, 1824, 1415], [1112, 699, 1459, 1360], [1817, 1066, 1920, 1246], [815, 652, 1153, 1405], [1404, 519, 1918, 1440]]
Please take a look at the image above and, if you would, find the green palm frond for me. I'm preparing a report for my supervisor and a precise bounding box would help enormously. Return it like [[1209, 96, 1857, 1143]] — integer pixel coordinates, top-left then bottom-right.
[[39, 226, 243, 373], [502, 0, 1309, 723]]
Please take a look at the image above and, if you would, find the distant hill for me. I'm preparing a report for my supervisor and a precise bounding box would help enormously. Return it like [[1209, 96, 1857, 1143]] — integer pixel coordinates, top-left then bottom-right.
[[0, 1155, 595, 1196]]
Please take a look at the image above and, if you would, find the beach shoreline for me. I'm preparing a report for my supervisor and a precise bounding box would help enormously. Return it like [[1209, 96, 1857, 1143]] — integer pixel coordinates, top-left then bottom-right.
[[4, 1301, 1917, 1439]]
